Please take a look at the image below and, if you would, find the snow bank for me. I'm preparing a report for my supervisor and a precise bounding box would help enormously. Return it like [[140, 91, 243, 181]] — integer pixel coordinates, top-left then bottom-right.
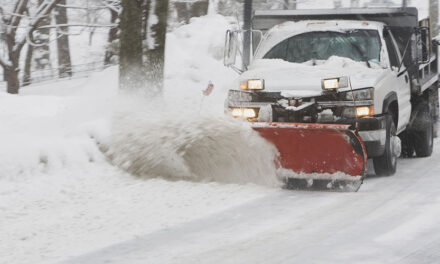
[[165, 14, 238, 113], [0, 67, 118, 179], [0, 94, 101, 179]]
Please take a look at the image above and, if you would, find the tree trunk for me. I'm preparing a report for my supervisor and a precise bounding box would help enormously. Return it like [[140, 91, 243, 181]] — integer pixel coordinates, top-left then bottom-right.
[[34, 0, 51, 71], [146, 0, 169, 94], [6, 70, 20, 94], [190, 0, 209, 18], [23, 43, 34, 86], [430, 0, 439, 37], [104, 8, 119, 65], [174, 2, 189, 24], [55, 0, 72, 78], [5, 58, 20, 94], [119, 0, 144, 90], [142, 0, 152, 40]]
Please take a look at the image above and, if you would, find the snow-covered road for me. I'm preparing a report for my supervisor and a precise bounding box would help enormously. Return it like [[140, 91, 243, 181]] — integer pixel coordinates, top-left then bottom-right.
[[61, 141, 440, 264]]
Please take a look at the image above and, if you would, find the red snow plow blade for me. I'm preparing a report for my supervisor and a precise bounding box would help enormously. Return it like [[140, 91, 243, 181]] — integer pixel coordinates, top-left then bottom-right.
[[252, 123, 367, 186]]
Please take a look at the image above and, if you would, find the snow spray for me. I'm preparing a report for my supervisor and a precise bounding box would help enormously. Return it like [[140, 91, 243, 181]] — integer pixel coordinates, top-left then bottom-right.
[[105, 96, 280, 187]]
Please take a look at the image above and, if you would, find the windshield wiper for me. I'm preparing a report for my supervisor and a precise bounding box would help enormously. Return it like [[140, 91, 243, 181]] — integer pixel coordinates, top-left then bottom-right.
[[348, 40, 372, 68]]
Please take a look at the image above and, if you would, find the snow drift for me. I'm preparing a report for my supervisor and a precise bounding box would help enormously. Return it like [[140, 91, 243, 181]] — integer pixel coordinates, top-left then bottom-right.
[[105, 97, 280, 187]]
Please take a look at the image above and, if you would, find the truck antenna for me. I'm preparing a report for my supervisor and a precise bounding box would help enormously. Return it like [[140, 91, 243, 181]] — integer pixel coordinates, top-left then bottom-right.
[[349, 78, 360, 133]]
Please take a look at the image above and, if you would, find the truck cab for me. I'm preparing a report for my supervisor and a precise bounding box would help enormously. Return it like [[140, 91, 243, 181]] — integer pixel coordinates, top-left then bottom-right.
[[224, 8, 439, 176]]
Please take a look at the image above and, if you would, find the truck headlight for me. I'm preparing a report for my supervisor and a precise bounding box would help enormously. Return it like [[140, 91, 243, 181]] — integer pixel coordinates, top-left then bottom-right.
[[342, 106, 374, 118], [241, 79, 264, 90], [232, 108, 243, 118], [322, 77, 349, 90], [344, 88, 374, 101], [356, 106, 374, 117], [231, 108, 257, 119]]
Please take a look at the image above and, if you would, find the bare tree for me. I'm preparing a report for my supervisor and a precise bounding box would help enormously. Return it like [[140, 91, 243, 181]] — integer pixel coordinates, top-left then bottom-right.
[[55, 0, 72, 78], [0, 0, 61, 94], [146, 0, 170, 95], [23, 16, 34, 86], [119, 0, 144, 90], [34, 0, 52, 71], [142, 0, 151, 40], [104, 6, 119, 65]]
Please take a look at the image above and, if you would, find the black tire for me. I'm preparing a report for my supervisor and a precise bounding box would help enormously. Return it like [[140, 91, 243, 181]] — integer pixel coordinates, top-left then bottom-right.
[[413, 103, 434, 157], [400, 131, 415, 158], [374, 114, 398, 176]]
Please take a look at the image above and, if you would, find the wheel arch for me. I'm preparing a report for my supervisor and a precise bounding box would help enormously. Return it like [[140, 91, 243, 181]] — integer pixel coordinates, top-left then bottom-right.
[[383, 92, 399, 127]]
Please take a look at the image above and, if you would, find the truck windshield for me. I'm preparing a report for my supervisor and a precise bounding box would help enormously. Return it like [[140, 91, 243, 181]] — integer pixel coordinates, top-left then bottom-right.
[[263, 30, 381, 64]]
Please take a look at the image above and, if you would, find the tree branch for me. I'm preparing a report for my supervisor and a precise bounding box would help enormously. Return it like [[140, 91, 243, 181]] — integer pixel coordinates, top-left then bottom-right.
[[14, 0, 62, 55], [37, 23, 118, 29], [11, 0, 29, 29]]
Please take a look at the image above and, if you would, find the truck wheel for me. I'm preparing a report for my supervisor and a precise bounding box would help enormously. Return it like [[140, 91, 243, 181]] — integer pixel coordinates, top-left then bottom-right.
[[373, 114, 400, 176], [413, 103, 434, 157], [400, 131, 415, 158]]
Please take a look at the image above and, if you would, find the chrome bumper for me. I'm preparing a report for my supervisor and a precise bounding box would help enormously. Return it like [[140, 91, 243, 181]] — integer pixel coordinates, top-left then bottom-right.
[[359, 129, 386, 145]]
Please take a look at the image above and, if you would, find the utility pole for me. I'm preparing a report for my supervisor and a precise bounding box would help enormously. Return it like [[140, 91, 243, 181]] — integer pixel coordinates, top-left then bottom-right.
[[243, 0, 252, 68]]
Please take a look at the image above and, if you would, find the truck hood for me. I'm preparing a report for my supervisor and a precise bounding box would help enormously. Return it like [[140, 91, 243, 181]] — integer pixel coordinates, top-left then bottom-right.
[[240, 57, 387, 97]]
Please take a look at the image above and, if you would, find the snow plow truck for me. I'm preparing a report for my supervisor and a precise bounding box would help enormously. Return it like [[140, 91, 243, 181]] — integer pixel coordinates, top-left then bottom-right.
[[224, 7, 439, 191]]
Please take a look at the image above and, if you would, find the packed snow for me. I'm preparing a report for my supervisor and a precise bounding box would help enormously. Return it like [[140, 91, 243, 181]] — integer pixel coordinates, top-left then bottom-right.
[[240, 57, 386, 95]]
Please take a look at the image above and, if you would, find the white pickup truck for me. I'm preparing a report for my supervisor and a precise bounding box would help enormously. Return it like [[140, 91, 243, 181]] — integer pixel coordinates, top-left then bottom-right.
[[224, 8, 439, 177]]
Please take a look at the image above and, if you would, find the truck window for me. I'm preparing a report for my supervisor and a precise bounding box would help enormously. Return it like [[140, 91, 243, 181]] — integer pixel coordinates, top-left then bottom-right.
[[384, 30, 400, 68], [264, 30, 381, 65]]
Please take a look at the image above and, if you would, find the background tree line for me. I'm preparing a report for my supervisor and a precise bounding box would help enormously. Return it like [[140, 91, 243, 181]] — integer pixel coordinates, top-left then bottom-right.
[[0, 0, 438, 95]]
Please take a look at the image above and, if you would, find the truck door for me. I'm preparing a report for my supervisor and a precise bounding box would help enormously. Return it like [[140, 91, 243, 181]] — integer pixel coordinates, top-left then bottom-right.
[[384, 29, 412, 134]]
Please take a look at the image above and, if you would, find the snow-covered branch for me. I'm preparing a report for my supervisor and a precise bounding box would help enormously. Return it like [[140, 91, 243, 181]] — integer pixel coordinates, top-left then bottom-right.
[[10, 0, 29, 29], [37, 23, 118, 29], [101, 0, 121, 13], [14, 0, 61, 54]]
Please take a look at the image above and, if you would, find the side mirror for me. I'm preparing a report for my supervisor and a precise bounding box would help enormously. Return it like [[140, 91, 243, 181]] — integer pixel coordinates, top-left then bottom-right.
[[414, 27, 431, 64], [224, 30, 239, 67]]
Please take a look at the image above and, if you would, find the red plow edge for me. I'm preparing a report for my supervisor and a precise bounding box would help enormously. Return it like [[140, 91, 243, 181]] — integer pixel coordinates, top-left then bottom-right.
[[252, 122, 368, 178]]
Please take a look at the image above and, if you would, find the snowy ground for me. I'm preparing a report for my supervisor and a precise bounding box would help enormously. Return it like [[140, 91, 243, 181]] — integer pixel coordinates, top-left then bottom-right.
[[1, 5, 440, 264], [65, 152, 440, 264]]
